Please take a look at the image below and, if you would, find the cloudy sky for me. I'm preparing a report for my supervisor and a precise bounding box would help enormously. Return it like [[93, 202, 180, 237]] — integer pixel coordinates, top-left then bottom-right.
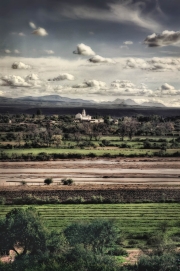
[[0, 0, 180, 106]]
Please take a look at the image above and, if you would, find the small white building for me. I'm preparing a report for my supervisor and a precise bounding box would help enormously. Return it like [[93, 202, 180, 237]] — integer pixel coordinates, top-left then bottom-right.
[[90, 118, 104, 123]]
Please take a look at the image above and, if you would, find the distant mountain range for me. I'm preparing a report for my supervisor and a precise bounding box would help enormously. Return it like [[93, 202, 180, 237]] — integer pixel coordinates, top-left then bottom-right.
[[0, 95, 166, 108], [101, 98, 166, 107], [17, 95, 95, 104]]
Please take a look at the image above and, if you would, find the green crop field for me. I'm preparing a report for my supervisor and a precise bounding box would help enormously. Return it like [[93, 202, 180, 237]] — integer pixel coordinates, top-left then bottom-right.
[[3, 148, 155, 156], [0, 203, 180, 238]]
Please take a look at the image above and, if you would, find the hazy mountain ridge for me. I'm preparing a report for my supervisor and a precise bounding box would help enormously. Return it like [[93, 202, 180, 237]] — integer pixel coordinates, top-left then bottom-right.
[[0, 95, 166, 108], [101, 98, 166, 107], [17, 95, 95, 104]]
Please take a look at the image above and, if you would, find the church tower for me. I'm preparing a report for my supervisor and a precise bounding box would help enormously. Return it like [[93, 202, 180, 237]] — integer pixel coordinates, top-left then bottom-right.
[[82, 109, 86, 117]]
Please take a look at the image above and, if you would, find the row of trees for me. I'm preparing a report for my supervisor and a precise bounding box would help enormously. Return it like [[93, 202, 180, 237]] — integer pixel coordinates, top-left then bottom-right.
[[117, 117, 175, 140], [0, 118, 177, 149]]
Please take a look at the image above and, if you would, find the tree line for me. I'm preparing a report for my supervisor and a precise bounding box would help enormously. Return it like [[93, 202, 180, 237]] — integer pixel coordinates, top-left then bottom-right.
[[0, 113, 179, 149]]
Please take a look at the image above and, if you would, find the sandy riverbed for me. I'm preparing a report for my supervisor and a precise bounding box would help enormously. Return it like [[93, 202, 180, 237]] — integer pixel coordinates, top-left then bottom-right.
[[0, 158, 179, 189]]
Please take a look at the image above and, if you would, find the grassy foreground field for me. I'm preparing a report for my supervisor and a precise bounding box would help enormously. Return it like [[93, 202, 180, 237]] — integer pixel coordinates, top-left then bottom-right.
[[0, 203, 180, 239]]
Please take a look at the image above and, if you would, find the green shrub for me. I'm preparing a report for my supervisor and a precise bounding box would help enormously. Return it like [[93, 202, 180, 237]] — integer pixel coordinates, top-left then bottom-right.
[[20, 180, 27, 185], [88, 152, 97, 158], [61, 178, 74, 185], [137, 253, 178, 271], [44, 178, 53, 185], [91, 195, 104, 203], [0, 197, 6, 205], [66, 196, 85, 203], [108, 247, 128, 256]]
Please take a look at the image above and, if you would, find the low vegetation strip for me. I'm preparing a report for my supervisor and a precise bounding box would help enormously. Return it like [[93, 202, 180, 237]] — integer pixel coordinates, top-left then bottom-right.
[[1, 148, 180, 161], [1, 187, 180, 204]]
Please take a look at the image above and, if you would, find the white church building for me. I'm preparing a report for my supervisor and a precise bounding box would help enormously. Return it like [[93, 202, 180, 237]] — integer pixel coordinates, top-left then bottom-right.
[[75, 109, 92, 121], [75, 109, 104, 123]]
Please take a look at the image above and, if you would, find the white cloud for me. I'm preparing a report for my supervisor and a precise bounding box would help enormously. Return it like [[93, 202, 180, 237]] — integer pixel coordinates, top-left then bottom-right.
[[32, 27, 48, 37], [147, 57, 180, 71], [89, 55, 116, 64], [171, 99, 180, 107], [5, 50, 11, 54], [73, 43, 95, 56], [144, 30, 180, 47], [44, 50, 54, 55], [123, 41, 133, 45], [109, 80, 153, 96], [29, 22, 36, 29], [125, 57, 180, 71], [12, 62, 31, 69], [120, 45, 129, 49], [0, 75, 31, 87], [0, 73, 48, 90], [25, 73, 39, 81], [18, 32, 25, 37], [160, 83, 175, 91], [14, 50, 20, 54], [49, 73, 75, 81], [125, 58, 148, 69], [157, 83, 180, 95], [53, 85, 62, 92], [73, 79, 106, 89], [111, 80, 136, 88]]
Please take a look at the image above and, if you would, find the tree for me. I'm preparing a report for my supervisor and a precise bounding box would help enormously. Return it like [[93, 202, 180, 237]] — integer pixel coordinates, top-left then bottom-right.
[[64, 219, 119, 254], [117, 120, 127, 141], [82, 122, 93, 141], [36, 109, 42, 116], [125, 117, 139, 140], [0, 207, 48, 256], [44, 178, 53, 185], [52, 135, 62, 147], [61, 178, 74, 185]]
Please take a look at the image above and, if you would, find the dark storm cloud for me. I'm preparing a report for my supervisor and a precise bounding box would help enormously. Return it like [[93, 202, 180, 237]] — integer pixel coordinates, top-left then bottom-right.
[[0, 0, 178, 26], [144, 30, 180, 47]]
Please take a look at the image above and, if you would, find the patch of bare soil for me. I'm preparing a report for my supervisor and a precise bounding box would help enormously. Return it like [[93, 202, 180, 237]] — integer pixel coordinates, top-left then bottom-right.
[[124, 249, 142, 265]]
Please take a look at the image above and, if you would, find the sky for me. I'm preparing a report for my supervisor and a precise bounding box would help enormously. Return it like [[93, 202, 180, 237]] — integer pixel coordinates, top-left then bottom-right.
[[0, 0, 180, 106]]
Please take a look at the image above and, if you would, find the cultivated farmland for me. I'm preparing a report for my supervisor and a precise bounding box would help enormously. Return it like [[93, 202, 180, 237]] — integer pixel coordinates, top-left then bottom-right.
[[0, 204, 180, 241]]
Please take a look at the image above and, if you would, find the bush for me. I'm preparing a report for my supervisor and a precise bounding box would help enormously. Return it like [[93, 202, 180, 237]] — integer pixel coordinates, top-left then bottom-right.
[[137, 253, 178, 271], [91, 195, 104, 203], [102, 139, 111, 146], [61, 178, 74, 185], [20, 180, 27, 186], [44, 178, 53, 185], [0, 197, 6, 205], [13, 194, 60, 204], [88, 152, 97, 158], [66, 196, 85, 203], [108, 247, 128, 256]]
